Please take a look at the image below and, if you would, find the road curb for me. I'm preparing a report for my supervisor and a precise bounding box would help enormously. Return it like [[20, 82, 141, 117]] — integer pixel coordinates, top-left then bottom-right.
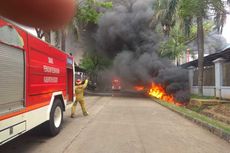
[[85, 91, 112, 97], [153, 98, 230, 143]]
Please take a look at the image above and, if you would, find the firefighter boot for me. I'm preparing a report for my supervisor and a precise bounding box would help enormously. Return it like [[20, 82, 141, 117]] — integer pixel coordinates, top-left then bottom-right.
[[83, 111, 89, 116], [79, 99, 88, 116], [71, 114, 76, 118], [71, 101, 77, 118]]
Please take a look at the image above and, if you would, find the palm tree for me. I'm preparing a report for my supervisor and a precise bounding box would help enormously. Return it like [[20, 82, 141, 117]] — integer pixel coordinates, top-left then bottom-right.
[[151, 0, 177, 34], [153, 0, 228, 96], [71, 0, 113, 40]]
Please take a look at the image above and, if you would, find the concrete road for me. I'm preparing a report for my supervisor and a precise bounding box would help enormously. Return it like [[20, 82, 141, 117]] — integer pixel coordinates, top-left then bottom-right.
[[1, 96, 230, 153]]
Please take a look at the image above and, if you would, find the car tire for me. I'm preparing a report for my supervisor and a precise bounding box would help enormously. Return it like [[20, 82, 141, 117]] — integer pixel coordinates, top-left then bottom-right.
[[46, 99, 63, 136]]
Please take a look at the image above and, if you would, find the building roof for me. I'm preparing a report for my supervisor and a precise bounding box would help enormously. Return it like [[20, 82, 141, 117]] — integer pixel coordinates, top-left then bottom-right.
[[181, 45, 230, 68]]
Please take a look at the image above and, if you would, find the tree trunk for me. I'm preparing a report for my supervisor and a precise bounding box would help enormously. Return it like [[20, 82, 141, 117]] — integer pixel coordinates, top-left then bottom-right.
[[35, 28, 44, 39], [44, 31, 51, 43], [50, 31, 56, 46], [61, 30, 66, 51], [197, 16, 204, 96], [56, 31, 61, 49]]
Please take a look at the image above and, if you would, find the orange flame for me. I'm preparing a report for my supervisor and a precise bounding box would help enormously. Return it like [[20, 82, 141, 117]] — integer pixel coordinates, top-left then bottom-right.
[[148, 83, 176, 104], [134, 86, 145, 91]]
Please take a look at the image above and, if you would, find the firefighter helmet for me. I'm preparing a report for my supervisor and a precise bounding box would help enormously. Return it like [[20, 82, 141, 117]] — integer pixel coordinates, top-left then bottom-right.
[[76, 79, 82, 85]]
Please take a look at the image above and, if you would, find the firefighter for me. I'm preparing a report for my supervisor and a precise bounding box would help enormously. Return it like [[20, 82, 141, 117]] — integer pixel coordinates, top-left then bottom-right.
[[71, 78, 89, 118]]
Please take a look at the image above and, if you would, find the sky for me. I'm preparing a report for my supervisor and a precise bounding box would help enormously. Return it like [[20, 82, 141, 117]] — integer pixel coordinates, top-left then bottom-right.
[[222, 14, 230, 44]]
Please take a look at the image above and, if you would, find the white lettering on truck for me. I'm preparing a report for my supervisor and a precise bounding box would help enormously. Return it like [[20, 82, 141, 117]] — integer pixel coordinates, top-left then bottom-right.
[[43, 65, 60, 83], [44, 76, 58, 83], [43, 65, 60, 74], [48, 57, 54, 64]]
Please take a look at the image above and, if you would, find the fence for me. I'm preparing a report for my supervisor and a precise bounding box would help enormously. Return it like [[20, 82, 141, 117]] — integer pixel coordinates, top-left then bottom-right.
[[223, 62, 230, 86], [189, 58, 230, 100], [193, 66, 215, 86]]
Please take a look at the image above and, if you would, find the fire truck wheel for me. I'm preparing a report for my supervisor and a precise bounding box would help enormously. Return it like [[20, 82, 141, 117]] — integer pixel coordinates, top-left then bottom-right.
[[47, 99, 63, 136]]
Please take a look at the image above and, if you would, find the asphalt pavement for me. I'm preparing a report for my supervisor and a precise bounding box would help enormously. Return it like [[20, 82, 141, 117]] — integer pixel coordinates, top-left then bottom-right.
[[1, 96, 230, 153]]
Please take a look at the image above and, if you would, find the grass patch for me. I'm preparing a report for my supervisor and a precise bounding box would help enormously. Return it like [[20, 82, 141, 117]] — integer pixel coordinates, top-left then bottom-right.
[[187, 105, 202, 112], [155, 99, 230, 134], [226, 104, 230, 108], [186, 104, 210, 112], [190, 94, 215, 99]]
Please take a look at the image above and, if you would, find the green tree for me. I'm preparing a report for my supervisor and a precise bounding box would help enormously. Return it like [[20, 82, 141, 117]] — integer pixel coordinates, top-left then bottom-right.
[[72, 0, 113, 39], [151, 0, 176, 34], [154, 0, 228, 96], [158, 24, 186, 62], [158, 21, 214, 63], [80, 52, 112, 82]]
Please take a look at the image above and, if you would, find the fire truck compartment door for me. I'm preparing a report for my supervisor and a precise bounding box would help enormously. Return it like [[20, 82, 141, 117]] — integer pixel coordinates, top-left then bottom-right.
[[0, 43, 25, 115]]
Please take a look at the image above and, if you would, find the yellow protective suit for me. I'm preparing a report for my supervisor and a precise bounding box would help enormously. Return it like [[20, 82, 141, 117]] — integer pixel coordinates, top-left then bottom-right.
[[71, 79, 89, 117]]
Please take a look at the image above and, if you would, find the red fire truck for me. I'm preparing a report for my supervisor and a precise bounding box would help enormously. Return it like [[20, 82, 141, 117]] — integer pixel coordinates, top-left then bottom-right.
[[0, 18, 75, 145], [112, 79, 121, 91]]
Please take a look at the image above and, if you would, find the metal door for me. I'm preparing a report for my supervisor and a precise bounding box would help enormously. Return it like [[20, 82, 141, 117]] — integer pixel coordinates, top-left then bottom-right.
[[0, 43, 25, 115]]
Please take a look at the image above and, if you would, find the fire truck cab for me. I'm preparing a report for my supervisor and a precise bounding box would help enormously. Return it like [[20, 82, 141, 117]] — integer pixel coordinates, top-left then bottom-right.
[[112, 79, 121, 91], [0, 18, 75, 145]]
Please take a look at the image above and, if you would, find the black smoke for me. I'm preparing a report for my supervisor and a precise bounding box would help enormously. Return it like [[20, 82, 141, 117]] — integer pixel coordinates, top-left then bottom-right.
[[95, 0, 189, 103]]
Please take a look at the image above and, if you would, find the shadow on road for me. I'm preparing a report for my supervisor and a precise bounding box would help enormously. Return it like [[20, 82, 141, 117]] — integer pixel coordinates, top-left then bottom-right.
[[0, 117, 73, 153], [0, 125, 49, 152]]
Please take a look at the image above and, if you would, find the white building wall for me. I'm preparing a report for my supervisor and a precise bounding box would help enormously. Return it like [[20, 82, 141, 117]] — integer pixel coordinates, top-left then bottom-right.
[[189, 58, 230, 100], [191, 86, 215, 97]]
